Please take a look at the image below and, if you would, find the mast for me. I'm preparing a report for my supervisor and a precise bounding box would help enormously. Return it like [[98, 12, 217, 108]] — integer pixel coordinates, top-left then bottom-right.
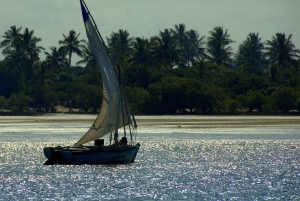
[[117, 65, 126, 138]]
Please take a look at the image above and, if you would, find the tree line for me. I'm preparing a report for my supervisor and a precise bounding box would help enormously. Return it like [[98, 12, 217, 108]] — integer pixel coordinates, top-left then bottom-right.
[[0, 24, 300, 114]]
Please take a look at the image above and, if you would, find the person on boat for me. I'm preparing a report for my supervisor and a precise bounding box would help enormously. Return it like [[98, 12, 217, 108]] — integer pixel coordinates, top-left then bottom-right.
[[121, 137, 128, 145], [119, 140, 123, 146]]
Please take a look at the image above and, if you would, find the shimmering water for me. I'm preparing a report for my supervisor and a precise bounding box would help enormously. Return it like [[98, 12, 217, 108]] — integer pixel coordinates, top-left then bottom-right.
[[1, 115, 300, 200]]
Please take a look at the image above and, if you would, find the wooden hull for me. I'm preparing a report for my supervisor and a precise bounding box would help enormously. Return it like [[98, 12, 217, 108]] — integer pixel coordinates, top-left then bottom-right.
[[43, 144, 140, 165]]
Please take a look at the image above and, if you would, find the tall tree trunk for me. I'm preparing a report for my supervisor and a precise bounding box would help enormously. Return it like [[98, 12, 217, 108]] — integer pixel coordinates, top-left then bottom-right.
[[67, 52, 72, 112]]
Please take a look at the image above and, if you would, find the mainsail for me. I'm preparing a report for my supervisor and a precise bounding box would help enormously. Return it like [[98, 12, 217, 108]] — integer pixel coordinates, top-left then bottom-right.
[[76, 1, 135, 146]]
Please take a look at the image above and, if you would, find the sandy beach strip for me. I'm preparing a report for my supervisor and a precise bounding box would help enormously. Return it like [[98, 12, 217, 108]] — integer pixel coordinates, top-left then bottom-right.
[[0, 114, 299, 128]]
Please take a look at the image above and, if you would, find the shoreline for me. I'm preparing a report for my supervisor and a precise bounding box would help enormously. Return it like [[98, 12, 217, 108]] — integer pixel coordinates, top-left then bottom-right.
[[0, 113, 300, 128]]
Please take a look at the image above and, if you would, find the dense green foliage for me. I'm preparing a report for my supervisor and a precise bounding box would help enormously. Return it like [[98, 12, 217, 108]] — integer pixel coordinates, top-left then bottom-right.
[[0, 24, 300, 114]]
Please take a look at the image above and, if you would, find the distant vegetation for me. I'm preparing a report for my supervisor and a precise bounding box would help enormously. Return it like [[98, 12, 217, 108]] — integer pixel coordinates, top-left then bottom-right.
[[0, 24, 300, 114]]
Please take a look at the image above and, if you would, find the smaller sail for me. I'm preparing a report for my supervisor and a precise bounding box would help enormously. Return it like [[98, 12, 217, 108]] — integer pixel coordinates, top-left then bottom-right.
[[76, 1, 133, 146]]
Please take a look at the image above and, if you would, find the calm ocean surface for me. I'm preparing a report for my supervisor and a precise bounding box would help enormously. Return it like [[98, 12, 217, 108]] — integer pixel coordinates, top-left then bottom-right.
[[0, 115, 300, 200]]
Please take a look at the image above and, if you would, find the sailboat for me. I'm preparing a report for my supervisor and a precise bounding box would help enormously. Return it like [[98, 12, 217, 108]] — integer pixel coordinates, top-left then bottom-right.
[[43, 0, 140, 165]]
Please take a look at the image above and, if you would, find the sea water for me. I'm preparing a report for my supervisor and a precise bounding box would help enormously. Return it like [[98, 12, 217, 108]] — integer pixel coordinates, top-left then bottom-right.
[[0, 115, 300, 200]]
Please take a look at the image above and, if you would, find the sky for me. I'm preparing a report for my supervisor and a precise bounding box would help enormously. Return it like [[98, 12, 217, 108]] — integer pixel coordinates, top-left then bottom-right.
[[0, 0, 299, 64]]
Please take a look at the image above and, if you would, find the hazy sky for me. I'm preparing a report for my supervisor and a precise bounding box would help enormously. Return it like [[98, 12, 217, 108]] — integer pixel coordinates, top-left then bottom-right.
[[1, 0, 299, 63]]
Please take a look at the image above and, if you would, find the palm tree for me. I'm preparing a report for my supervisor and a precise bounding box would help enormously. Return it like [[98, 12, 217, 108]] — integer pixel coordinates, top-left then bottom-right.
[[235, 32, 266, 74], [21, 28, 44, 63], [184, 29, 206, 67], [32, 61, 48, 108], [171, 24, 205, 68], [106, 29, 133, 67], [21, 28, 45, 92], [265, 33, 300, 69], [59, 30, 85, 111], [59, 29, 85, 79], [206, 26, 235, 67], [76, 42, 98, 73], [1, 26, 27, 92], [171, 23, 187, 49], [127, 37, 152, 67], [44, 46, 68, 75], [2, 47, 29, 92], [150, 29, 180, 71], [170, 24, 187, 68], [0, 25, 22, 54]]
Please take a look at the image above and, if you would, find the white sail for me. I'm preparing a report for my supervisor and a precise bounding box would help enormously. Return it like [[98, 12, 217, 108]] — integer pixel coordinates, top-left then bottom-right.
[[76, 1, 133, 146]]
